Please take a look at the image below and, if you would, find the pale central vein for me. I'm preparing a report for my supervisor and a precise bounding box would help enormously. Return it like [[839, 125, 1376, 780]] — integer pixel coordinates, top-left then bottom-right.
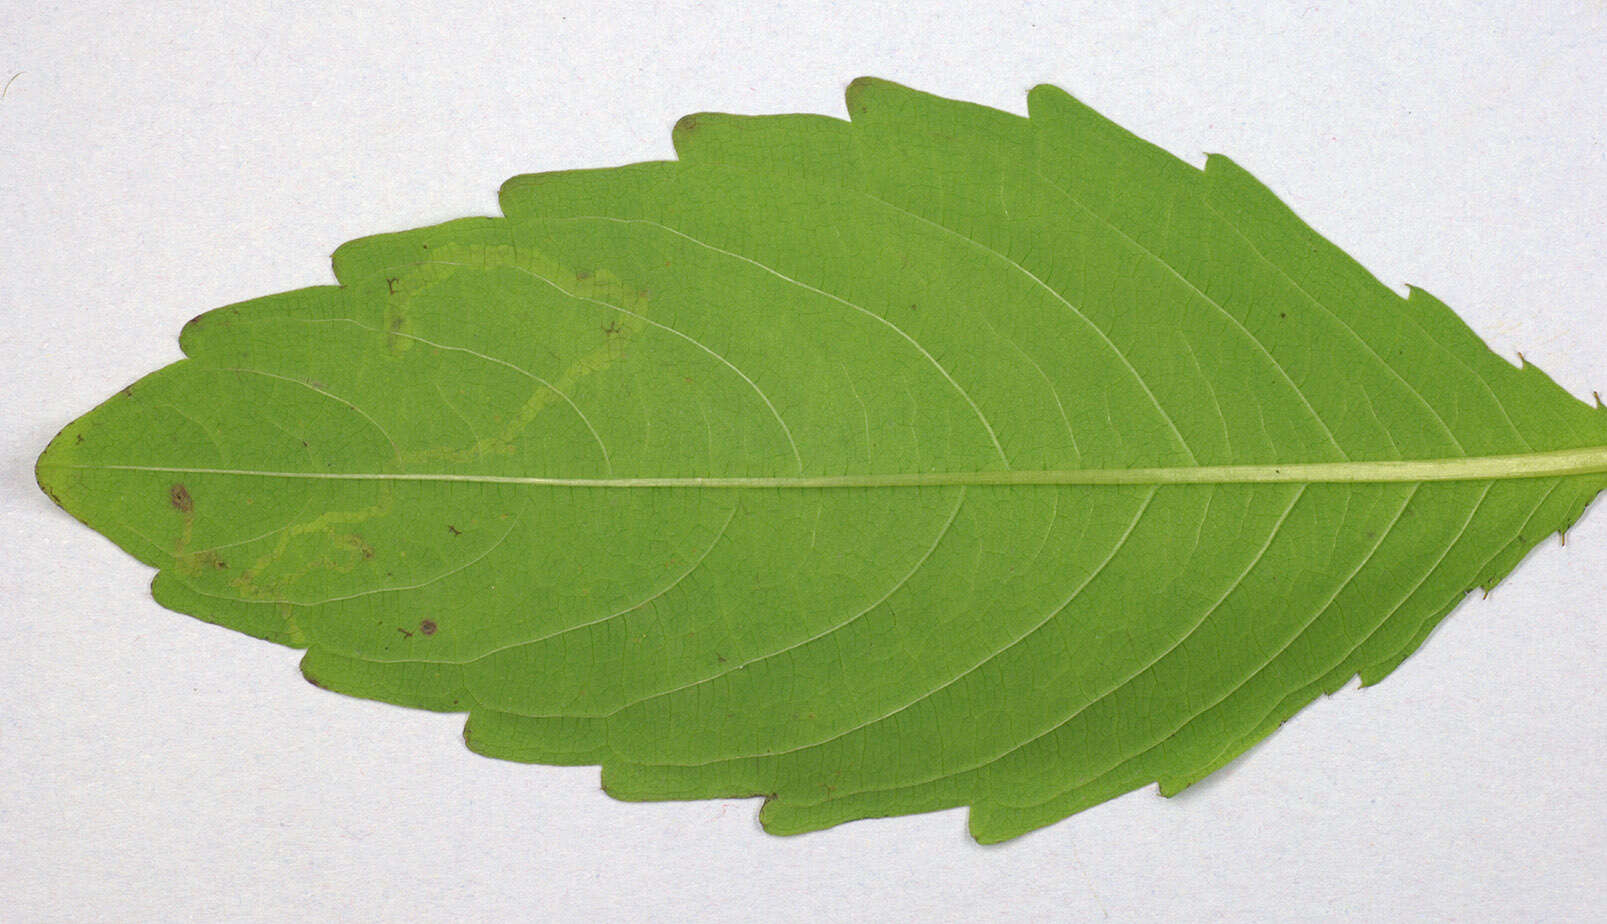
[[46, 445, 1607, 486]]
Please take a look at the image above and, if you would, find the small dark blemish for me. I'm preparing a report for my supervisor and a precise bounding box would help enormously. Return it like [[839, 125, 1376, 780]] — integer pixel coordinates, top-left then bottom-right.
[[121, 386, 134, 398], [420, 619, 437, 636], [343, 533, 374, 560], [169, 484, 193, 513], [1280, 312, 1287, 319], [386, 276, 399, 294], [396, 626, 414, 639], [602, 320, 622, 337], [576, 270, 592, 281], [75, 434, 84, 444], [446, 524, 461, 536]]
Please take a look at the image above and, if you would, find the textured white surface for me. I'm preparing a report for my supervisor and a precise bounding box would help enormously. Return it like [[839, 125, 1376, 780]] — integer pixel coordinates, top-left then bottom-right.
[[2, 2, 1603, 920]]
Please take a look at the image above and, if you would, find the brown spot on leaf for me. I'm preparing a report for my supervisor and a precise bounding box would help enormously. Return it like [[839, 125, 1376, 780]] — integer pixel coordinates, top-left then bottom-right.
[[169, 484, 193, 513], [339, 533, 375, 561], [446, 524, 461, 536], [420, 619, 437, 636]]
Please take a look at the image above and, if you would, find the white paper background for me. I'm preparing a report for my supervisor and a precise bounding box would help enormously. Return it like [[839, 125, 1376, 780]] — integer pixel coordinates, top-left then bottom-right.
[[2, 2, 1604, 920]]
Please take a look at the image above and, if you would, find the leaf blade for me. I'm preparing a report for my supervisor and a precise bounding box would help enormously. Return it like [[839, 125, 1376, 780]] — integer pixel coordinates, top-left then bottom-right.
[[36, 77, 1607, 841]]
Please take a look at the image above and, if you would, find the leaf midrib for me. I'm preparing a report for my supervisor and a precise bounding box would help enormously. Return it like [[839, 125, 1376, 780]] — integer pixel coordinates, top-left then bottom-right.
[[44, 444, 1607, 487]]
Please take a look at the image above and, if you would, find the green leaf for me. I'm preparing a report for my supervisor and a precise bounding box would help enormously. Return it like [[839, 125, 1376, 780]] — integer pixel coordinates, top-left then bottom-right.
[[36, 78, 1607, 843]]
